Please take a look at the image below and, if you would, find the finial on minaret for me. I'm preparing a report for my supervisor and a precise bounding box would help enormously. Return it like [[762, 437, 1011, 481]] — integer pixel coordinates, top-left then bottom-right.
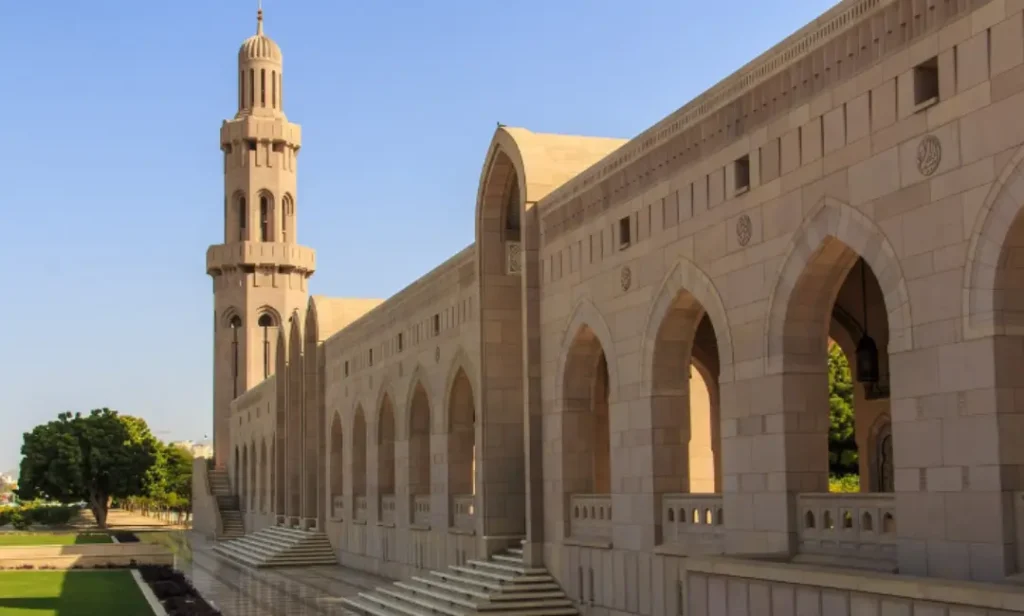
[[257, 0, 264, 36]]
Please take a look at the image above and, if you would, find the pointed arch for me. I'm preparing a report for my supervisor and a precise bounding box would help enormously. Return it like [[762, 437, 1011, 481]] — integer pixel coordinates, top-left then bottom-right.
[[640, 258, 735, 390], [964, 144, 1024, 339], [442, 347, 478, 431], [402, 363, 434, 439], [376, 391, 397, 506], [221, 307, 243, 329], [274, 326, 287, 514], [764, 197, 912, 374], [286, 312, 303, 518], [329, 411, 343, 519], [556, 298, 620, 405]]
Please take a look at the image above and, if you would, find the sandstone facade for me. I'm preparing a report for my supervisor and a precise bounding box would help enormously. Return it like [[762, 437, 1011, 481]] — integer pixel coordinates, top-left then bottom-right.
[[205, 1, 1024, 613]]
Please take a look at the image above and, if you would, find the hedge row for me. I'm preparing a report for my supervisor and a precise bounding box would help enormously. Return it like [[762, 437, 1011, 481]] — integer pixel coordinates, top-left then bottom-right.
[[0, 504, 81, 529]]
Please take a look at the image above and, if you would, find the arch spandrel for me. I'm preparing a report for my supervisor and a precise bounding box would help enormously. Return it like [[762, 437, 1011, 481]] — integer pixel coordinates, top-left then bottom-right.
[[763, 197, 912, 375], [639, 258, 735, 391]]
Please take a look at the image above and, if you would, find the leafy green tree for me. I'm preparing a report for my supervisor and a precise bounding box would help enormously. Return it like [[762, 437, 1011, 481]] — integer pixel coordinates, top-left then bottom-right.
[[17, 409, 159, 528], [828, 342, 858, 478]]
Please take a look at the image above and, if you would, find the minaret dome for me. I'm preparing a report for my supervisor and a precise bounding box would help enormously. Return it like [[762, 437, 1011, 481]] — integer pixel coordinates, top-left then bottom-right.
[[236, 7, 284, 117]]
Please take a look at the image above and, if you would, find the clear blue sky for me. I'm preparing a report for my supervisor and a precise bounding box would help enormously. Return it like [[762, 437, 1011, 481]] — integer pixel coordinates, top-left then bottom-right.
[[0, 0, 839, 472]]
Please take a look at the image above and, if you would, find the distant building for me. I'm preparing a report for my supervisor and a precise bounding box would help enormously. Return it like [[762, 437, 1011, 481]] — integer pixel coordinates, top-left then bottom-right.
[[170, 441, 213, 460]]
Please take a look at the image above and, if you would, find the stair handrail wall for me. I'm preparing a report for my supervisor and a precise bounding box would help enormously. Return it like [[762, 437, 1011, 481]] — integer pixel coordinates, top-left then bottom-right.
[[191, 456, 224, 539]]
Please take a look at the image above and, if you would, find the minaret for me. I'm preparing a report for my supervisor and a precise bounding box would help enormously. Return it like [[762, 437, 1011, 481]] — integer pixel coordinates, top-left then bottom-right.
[[206, 5, 315, 468]]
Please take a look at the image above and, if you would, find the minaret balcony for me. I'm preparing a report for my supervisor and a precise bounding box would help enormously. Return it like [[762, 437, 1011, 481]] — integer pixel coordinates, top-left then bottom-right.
[[206, 241, 315, 276]]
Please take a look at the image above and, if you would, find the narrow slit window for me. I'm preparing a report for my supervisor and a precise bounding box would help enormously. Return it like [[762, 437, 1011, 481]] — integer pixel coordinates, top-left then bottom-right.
[[259, 196, 270, 241], [249, 69, 255, 107], [260, 69, 266, 106], [734, 155, 751, 192], [272, 71, 277, 108], [238, 196, 247, 241], [397, 333, 404, 352], [433, 314, 440, 336], [913, 56, 939, 107], [618, 216, 631, 249], [238, 70, 244, 110]]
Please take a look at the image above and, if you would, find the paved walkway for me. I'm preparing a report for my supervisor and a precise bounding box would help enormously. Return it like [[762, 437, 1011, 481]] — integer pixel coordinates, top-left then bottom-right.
[[178, 533, 393, 615]]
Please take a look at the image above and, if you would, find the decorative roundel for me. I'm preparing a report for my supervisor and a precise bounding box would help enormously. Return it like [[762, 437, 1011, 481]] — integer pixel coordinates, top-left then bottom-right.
[[736, 214, 753, 247], [621, 267, 632, 291], [916, 135, 942, 177]]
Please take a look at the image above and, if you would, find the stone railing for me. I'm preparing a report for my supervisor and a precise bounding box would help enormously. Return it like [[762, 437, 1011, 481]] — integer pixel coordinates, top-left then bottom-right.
[[412, 494, 431, 528], [380, 494, 396, 525], [662, 494, 724, 551], [452, 494, 475, 533], [797, 493, 896, 565], [354, 495, 367, 523], [331, 495, 344, 521], [569, 494, 612, 543]]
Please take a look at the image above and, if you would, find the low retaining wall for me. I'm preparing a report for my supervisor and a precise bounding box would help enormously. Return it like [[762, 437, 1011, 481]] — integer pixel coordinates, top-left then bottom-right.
[[0, 543, 174, 569]]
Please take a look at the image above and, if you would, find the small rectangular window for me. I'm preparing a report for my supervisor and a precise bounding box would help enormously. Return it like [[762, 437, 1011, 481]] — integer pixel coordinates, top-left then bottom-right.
[[369, 349, 374, 366], [433, 314, 440, 336], [344, 361, 349, 377], [247, 139, 257, 151], [734, 155, 751, 193], [618, 216, 631, 250], [913, 57, 939, 108], [397, 333, 404, 352]]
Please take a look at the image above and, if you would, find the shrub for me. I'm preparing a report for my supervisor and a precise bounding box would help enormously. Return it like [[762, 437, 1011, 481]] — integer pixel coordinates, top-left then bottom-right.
[[0, 507, 12, 527], [829, 474, 861, 493]]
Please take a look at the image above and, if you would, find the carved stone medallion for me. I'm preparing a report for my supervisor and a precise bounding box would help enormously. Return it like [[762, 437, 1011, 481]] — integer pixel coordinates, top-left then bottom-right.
[[736, 214, 753, 247], [621, 267, 632, 291], [916, 135, 942, 176]]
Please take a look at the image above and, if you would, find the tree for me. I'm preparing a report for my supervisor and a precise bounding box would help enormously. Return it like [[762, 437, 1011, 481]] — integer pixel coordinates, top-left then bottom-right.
[[18, 409, 158, 528], [827, 341, 858, 477], [147, 443, 193, 521]]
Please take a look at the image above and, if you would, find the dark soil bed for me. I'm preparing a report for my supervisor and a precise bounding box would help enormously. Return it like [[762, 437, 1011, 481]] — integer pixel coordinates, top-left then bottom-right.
[[137, 564, 220, 615], [113, 531, 140, 543]]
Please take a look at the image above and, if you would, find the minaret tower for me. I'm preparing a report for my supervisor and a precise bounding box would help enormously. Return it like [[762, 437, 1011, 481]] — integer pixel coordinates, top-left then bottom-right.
[[207, 5, 315, 468]]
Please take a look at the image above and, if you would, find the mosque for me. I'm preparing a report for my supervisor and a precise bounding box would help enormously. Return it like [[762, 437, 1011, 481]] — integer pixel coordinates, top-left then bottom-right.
[[193, 1, 1024, 614]]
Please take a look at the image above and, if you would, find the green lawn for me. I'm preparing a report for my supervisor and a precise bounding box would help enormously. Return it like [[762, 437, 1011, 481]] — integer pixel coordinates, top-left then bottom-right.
[[0, 570, 153, 615], [0, 534, 111, 547]]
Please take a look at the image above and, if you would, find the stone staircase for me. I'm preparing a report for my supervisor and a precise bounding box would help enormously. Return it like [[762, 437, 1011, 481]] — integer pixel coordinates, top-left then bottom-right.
[[341, 542, 577, 616], [208, 469, 244, 539], [213, 525, 338, 568]]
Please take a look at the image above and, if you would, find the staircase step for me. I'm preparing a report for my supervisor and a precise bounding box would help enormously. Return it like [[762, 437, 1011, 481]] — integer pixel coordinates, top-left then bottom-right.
[[393, 581, 477, 609], [467, 560, 548, 576], [491, 554, 524, 565], [357, 591, 446, 616], [340, 596, 394, 616], [376, 587, 467, 616], [430, 570, 559, 593]]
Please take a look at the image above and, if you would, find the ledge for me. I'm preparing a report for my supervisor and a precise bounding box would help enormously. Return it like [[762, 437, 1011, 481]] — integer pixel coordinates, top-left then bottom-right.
[[448, 527, 476, 536], [351, 519, 367, 526], [685, 556, 1024, 612], [377, 522, 396, 529], [563, 537, 612, 550], [328, 517, 344, 523], [409, 524, 431, 532]]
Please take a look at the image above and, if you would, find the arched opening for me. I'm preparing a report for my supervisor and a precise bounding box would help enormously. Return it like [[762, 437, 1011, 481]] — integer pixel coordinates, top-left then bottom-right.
[[260, 68, 266, 107], [238, 70, 244, 111], [330, 413, 343, 519], [272, 70, 277, 108], [229, 315, 242, 399], [447, 367, 476, 530], [249, 441, 257, 511], [562, 324, 612, 542], [352, 407, 367, 522], [776, 229, 898, 564], [260, 439, 267, 512], [282, 195, 293, 243], [237, 194, 248, 242], [302, 308, 321, 522], [274, 330, 287, 515], [248, 68, 255, 108], [259, 195, 271, 242], [650, 297, 723, 496], [408, 382, 431, 525], [377, 393, 396, 523], [241, 445, 249, 512], [258, 313, 275, 379], [476, 149, 526, 537], [286, 316, 303, 519]]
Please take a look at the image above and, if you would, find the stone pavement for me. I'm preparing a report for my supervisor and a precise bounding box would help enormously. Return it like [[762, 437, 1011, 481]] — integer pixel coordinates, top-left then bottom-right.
[[179, 533, 393, 615]]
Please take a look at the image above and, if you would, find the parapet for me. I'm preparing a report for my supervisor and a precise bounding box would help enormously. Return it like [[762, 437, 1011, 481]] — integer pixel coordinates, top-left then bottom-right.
[[207, 242, 316, 276]]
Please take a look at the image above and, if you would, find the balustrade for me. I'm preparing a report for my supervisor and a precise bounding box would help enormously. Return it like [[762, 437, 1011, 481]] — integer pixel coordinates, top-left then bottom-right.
[[569, 494, 612, 542], [380, 494, 396, 525], [661, 494, 724, 550], [797, 493, 896, 564], [452, 494, 475, 532], [354, 495, 367, 523], [412, 494, 431, 527]]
